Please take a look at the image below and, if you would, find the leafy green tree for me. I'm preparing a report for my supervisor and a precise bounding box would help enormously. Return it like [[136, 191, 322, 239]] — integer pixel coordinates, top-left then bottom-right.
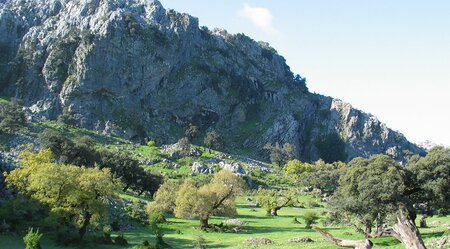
[[0, 101, 26, 134], [174, 170, 246, 228], [264, 143, 296, 168], [204, 131, 223, 152], [300, 160, 344, 194], [328, 154, 427, 248], [147, 180, 180, 214], [329, 155, 408, 234], [284, 159, 314, 178], [408, 146, 450, 217], [177, 137, 191, 156], [255, 188, 298, 216], [5, 149, 118, 239], [98, 150, 162, 194], [303, 211, 320, 229]]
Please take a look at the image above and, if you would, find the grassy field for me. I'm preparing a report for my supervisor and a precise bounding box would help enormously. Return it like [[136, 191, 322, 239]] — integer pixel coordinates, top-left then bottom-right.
[[1, 196, 448, 249]]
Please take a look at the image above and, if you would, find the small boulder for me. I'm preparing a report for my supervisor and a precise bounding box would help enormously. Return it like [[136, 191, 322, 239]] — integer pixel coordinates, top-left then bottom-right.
[[243, 237, 273, 246], [289, 237, 314, 243], [224, 219, 248, 226]]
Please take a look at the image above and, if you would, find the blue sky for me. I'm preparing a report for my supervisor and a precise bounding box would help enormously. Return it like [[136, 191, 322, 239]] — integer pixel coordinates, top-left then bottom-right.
[[160, 0, 450, 146]]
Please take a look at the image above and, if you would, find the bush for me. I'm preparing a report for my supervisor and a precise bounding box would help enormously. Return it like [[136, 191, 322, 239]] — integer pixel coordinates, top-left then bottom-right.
[[149, 211, 166, 225], [23, 228, 42, 249], [0, 102, 26, 133], [57, 108, 76, 126], [132, 240, 157, 249], [114, 232, 128, 245], [192, 235, 207, 249], [303, 211, 320, 229], [100, 226, 113, 244], [147, 139, 156, 147]]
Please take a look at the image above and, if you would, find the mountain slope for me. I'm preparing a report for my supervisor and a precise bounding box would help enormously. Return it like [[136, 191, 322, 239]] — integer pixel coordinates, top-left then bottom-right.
[[0, 0, 425, 162]]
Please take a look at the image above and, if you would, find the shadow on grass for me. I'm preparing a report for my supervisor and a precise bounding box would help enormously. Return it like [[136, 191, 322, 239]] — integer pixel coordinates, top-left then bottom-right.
[[421, 231, 445, 239]]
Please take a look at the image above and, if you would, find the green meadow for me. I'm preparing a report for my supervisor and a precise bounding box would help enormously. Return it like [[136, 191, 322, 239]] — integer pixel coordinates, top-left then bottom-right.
[[1, 197, 448, 249]]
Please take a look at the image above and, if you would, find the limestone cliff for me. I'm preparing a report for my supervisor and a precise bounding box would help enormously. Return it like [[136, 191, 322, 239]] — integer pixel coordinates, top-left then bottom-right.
[[0, 0, 425, 162]]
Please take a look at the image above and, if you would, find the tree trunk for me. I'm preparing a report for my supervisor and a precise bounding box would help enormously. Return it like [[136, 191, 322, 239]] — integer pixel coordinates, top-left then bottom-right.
[[200, 217, 209, 229], [391, 208, 426, 249], [122, 184, 130, 192], [419, 215, 427, 228], [79, 211, 92, 239], [271, 208, 280, 216], [314, 227, 373, 249]]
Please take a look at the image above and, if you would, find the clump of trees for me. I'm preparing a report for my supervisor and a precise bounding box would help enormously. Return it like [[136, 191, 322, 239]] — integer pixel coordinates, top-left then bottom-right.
[[5, 148, 118, 240], [38, 129, 163, 195], [0, 101, 26, 134], [150, 170, 246, 229], [327, 148, 450, 249], [300, 160, 345, 195], [98, 149, 162, 195]]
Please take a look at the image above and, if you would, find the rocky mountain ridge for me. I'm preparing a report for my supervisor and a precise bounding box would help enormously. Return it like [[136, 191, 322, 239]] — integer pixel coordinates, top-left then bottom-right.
[[0, 0, 425, 162]]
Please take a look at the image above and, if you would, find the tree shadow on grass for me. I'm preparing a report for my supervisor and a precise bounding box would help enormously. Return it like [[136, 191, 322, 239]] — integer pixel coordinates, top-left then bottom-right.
[[421, 231, 445, 240]]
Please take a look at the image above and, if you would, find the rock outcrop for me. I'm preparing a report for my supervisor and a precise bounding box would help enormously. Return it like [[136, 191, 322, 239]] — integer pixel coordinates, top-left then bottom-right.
[[0, 0, 425, 162]]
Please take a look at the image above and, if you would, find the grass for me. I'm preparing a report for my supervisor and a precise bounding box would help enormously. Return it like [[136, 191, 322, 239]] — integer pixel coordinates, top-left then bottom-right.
[[1, 197, 447, 249]]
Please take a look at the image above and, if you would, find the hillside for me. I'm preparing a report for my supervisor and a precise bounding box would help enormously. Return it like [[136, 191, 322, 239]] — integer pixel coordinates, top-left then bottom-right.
[[0, 0, 424, 162]]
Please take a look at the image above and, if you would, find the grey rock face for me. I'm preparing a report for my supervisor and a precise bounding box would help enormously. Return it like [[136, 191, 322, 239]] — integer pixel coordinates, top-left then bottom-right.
[[0, 0, 425, 162], [219, 161, 247, 177], [191, 162, 213, 174]]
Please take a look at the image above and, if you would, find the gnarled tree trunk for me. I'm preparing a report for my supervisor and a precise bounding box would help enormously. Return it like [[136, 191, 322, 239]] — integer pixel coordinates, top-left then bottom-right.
[[271, 207, 280, 216], [79, 211, 92, 239], [200, 216, 209, 229], [314, 227, 373, 249], [390, 208, 426, 249]]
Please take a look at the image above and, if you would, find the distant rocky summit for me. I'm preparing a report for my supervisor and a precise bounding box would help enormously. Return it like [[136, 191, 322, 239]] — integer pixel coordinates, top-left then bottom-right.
[[0, 0, 425, 162]]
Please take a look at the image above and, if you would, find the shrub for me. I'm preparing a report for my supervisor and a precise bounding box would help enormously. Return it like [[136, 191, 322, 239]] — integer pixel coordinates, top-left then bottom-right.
[[147, 139, 156, 147], [149, 211, 166, 225], [57, 108, 76, 126], [23, 228, 42, 249], [114, 232, 128, 245], [303, 211, 320, 229], [192, 235, 207, 249], [100, 226, 113, 244], [0, 101, 26, 133], [132, 240, 157, 249]]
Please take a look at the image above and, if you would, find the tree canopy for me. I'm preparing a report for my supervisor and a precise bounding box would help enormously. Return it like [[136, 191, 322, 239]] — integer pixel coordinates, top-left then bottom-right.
[[255, 188, 298, 216], [0, 101, 26, 134], [328, 155, 409, 234], [174, 170, 246, 228], [5, 148, 118, 239], [264, 143, 296, 168], [408, 146, 450, 215]]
